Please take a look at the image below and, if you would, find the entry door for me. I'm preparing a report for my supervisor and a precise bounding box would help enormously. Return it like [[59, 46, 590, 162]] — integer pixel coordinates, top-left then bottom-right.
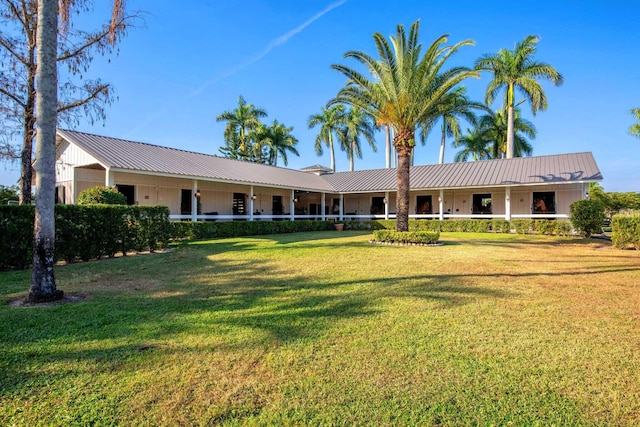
[[180, 189, 192, 214]]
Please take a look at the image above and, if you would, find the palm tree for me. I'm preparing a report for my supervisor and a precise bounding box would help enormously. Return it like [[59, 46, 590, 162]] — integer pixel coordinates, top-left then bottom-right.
[[430, 86, 486, 164], [340, 107, 377, 171], [476, 35, 562, 158], [308, 104, 346, 172], [216, 96, 267, 161], [331, 21, 478, 231], [477, 108, 535, 158], [263, 120, 300, 167], [29, 0, 125, 303], [453, 128, 492, 162], [630, 108, 640, 139]]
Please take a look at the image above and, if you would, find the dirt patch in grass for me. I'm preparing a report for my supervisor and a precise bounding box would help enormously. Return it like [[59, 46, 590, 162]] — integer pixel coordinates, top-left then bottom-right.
[[7, 292, 91, 308]]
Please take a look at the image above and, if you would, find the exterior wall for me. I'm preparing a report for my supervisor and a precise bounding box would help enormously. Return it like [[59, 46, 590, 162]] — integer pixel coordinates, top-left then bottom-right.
[[56, 140, 101, 182]]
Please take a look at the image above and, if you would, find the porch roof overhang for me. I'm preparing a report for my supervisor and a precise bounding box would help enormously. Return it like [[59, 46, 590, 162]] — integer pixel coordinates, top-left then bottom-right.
[[57, 129, 603, 195]]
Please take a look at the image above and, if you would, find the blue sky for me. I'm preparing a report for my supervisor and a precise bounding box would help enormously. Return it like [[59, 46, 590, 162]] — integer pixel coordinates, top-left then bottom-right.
[[2, 0, 639, 191]]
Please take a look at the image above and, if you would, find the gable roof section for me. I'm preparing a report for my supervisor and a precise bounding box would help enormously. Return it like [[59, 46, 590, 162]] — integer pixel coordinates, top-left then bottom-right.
[[57, 129, 602, 194], [322, 152, 603, 192], [57, 129, 336, 192]]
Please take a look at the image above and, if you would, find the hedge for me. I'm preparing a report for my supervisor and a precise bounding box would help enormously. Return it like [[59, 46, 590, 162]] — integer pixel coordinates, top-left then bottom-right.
[[360, 219, 573, 235], [611, 212, 640, 250], [170, 219, 335, 240], [372, 230, 440, 245], [0, 205, 171, 271]]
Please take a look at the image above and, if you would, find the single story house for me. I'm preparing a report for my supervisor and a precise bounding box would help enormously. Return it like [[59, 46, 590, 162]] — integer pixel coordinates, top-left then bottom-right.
[[54, 129, 603, 222]]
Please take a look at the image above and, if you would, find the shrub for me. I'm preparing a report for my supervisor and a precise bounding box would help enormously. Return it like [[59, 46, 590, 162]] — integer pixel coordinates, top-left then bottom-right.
[[570, 199, 605, 237], [0, 205, 34, 270], [373, 230, 440, 245], [611, 212, 640, 249], [169, 220, 334, 240], [77, 186, 127, 205]]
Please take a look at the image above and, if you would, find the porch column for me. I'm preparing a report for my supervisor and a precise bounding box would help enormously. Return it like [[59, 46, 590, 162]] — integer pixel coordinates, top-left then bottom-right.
[[505, 187, 512, 221], [192, 180, 198, 222], [249, 186, 254, 221], [290, 189, 295, 221], [321, 192, 326, 220], [105, 167, 115, 188], [384, 191, 389, 220], [339, 194, 344, 221], [438, 190, 444, 221]]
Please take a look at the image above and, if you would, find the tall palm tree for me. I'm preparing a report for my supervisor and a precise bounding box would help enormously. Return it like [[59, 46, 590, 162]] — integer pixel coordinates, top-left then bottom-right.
[[476, 35, 562, 158], [453, 128, 492, 162], [340, 107, 377, 171], [477, 108, 535, 158], [216, 96, 267, 160], [308, 104, 346, 172], [630, 108, 640, 139], [331, 21, 478, 231], [30, 0, 125, 302], [262, 120, 300, 167], [430, 86, 486, 164]]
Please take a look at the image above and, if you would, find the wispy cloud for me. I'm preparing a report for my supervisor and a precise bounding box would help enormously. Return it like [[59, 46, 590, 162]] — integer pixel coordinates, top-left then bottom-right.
[[126, 0, 348, 137]]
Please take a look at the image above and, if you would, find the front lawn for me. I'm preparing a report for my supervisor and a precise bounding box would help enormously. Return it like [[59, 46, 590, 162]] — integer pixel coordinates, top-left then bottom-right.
[[1, 232, 639, 425]]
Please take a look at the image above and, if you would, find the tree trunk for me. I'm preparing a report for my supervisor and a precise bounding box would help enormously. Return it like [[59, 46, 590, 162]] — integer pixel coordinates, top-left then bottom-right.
[[349, 140, 354, 171], [19, 49, 37, 205], [394, 128, 413, 232], [329, 136, 335, 172], [439, 127, 446, 164], [506, 105, 514, 159], [396, 152, 411, 232], [385, 125, 391, 168], [29, 0, 62, 303]]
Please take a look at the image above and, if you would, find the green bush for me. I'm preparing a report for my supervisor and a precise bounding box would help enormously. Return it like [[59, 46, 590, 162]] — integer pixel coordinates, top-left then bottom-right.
[[170, 220, 334, 240], [570, 199, 605, 237], [611, 212, 640, 249], [77, 186, 127, 205], [0, 205, 34, 270], [0, 205, 170, 270], [373, 230, 440, 245]]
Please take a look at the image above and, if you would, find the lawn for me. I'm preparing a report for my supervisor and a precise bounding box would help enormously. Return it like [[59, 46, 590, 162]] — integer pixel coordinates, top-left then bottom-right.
[[1, 231, 639, 425]]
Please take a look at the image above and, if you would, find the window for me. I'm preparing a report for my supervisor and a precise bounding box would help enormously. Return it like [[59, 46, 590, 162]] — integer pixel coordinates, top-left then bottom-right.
[[416, 195, 433, 214], [331, 198, 341, 215], [272, 195, 283, 215], [533, 192, 555, 214], [55, 186, 65, 204], [371, 196, 385, 215], [472, 193, 492, 214], [117, 184, 135, 205], [180, 189, 192, 214], [233, 192, 246, 215]]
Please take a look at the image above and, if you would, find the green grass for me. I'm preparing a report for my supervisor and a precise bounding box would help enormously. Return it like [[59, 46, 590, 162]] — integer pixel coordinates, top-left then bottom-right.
[[1, 231, 639, 425]]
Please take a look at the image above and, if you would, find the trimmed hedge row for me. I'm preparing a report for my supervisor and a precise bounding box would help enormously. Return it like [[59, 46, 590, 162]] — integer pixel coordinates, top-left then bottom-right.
[[611, 212, 640, 249], [171, 219, 335, 240], [348, 219, 573, 235], [373, 230, 440, 245], [0, 205, 171, 271]]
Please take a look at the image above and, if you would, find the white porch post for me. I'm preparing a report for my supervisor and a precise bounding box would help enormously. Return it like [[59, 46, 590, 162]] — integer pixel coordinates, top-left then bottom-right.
[[439, 190, 444, 221], [105, 167, 114, 188], [505, 187, 512, 221], [321, 192, 326, 220], [339, 194, 344, 221], [191, 180, 198, 222], [290, 189, 295, 221], [384, 191, 389, 220], [249, 186, 254, 221]]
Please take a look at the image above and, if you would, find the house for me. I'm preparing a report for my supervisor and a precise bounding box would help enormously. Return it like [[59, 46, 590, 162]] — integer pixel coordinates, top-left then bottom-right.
[[54, 129, 603, 222]]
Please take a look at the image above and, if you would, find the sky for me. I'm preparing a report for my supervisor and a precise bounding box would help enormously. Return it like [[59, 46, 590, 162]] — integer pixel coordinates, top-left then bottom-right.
[[1, 0, 639, 192]]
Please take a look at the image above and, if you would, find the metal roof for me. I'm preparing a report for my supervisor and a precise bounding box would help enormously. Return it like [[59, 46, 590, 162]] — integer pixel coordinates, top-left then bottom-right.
[[57, 129, 336, 192], [58, 129, 602, 194], [322, 152, 603, 192]]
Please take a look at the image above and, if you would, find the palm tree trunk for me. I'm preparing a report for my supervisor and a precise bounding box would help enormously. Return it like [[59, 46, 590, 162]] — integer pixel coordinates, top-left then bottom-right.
[[329, 136, 335, 172], [439, 126, 446, 164], [350, 140, 354, 171], [385, 125, 391, 168], [29, 0, 62, 303], [506, 105, 514, 158], [396, 152, 411, 232]]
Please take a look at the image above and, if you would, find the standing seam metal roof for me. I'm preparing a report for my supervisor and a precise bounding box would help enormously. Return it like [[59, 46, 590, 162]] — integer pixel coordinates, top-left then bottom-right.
[[57, 129, 603, 194]]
